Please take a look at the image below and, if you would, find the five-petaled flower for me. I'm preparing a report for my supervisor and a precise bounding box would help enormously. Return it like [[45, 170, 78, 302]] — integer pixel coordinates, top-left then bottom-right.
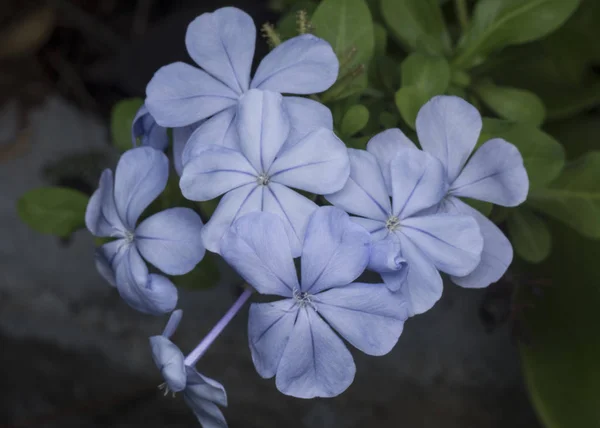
[[180, 89, 350, 256], [85, 147, 205, 315], [150, 310, 229, 428], [327, 137, 485, 315], [221, 207, 409, 398], [145, 6, 338, 152]]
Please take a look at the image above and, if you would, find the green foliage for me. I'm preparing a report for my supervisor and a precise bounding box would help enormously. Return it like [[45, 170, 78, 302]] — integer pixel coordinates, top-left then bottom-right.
[[464, 198, 493, 217], [528, 152, 600, 239], [481, 119, 565, 190], [395, 53, 450, 128], [519, 220, 600, 427], [276, 1, 318, 39], [340, 104, 370, 137], [312, 0, 374, 100], [380, 0, 451, 55], [454, 0, 581, 69], [474, 81, 546, 126], [507, 207, 551, 263], [170, 253, 221, 290], [17, 187, 89, 237], [111, 98, 143, 152]]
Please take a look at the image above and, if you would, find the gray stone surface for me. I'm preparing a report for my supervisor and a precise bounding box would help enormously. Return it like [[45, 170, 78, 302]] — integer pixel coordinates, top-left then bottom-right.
[[0, 97, 541, 427]]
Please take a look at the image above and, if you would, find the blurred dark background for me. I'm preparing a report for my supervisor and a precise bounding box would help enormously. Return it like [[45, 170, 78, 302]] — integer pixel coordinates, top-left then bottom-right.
[[0, 1, 542, 427]]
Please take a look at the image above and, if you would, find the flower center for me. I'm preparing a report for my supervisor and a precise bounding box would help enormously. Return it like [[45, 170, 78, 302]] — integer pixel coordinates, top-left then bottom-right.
[[158, 382, 176, 398], [386, 215, 401, 232], [293, 288, 316, 310], [123, 230, 135, 243], [256, 173, 270, 186]]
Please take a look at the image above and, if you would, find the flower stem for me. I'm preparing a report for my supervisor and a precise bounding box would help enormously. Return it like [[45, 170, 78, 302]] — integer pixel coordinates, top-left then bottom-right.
[[184, 288, 253, 366], [454, 0, 469, 32]]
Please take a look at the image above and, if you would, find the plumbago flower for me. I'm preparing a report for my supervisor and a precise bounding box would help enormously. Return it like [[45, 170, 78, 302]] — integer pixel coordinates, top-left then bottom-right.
[[221, 207, 409, 398], [132, 104, 168, 151], [85, 147, 205, 315], [145, 6, 337, 150], [180, 89, 349, 255], [414, 96, 529, 288], [326, 142, 484, 315]]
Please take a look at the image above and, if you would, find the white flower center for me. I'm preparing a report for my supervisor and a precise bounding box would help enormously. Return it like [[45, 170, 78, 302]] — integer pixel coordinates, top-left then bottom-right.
[[386, 215, 401, 232], [293, 288, 317, 311], [123, 230, 135, 243], [256, 173, 270, 186]]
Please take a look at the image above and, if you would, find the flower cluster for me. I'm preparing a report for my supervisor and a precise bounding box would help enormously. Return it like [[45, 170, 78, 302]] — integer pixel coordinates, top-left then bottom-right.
[[85, 7, 528, 427]]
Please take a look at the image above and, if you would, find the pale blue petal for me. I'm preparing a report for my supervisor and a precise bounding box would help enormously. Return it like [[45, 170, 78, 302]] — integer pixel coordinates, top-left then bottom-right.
[[450, 138, 529, 207], [145, 62, 238, 127], [401, 213, 482, 277], [351, 217, 388, 241], [180, 145, 257, 201], [184, 395, 228, 428], [441, 197, 513, 288], [182, 108, 238, 167], [368, 237, 407, 273], [282, 96, 333, 150], [325, 149, 391, 221], [416, 95, 482, 183], [162, 309, 183, 338], [397, 233, 443, 316], [269, 128, 349, 194], [94, 239, 125, 287], [149, 335, 187, 392], [173, 124, 199, 176], [185, 7, 255, 93], [132, 104, 169, 151], [381, 269, 409, 293], [114, 147, 169, 230], [185, 367, 228, 407], [200, 184, 263, 254], [262, 183, 318, 257], [275, 308, 355, 398], [85, 169, 126, 237], [237, 89, 289, 172], [220, 211, 298, 296], [390, 148, 447, 220], [251, 34, 338, 94], [248, 299, 297, 378], [115, 247, 178, 315], [135, 207, 205, 275], [315, 282, 409, 356], [366, 128, 417, 193], [301, 207, 370, 293]]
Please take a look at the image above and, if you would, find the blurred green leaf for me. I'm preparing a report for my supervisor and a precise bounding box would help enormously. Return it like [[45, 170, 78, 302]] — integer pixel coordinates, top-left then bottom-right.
[[380, 0, 450, 55], [519, 219, 600, 427], [346, 135, 371, 149], [276, 1, 317, 39], [464, 198, 493, 217], [528, 151, 600, 238], [17, 187, 88, 237], [507, 207, 551, 263], [341, 104, 370, 137], [378, 110, 399, 129], [373, 22, 387, 56], [395, 53, 450, 128], [111, 98, 143, 152], [475, 81, 546, 126], [454, 0, 581, 69], [171, 253, 221, 290], [481, 118, 565, 189]]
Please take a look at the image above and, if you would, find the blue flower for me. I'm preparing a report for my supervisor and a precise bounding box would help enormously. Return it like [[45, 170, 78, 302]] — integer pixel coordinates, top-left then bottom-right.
[[145, 7, 338, 137], [326, 143, 484, 315], [150, 310, 228, 428], [85, 147, 205, 315], [132, 104, 169, 151], [370, 96, 529, 289], [180, 89, 350, 256], [221, 207, 409, 398]]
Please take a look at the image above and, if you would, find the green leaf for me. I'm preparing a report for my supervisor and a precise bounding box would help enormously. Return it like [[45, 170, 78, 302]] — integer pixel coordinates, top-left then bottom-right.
[[464, 198, 493, 217], [528, 151, 600, 239], [340, 104, 370, 137], [475, 81, 546, 126], [481, 118, 565, 189], [17, 187, 89, 237], [111, 98, 144, 152], [507, 207, 551, 263], [395, 53, 450, 128], [380, 0, 450, 55], [454, 0, 581, 69], [312, 0, 375, 70], [519, 220, 600, 427], [170, 253, 221, 290], [373, 22, 387, 56]]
